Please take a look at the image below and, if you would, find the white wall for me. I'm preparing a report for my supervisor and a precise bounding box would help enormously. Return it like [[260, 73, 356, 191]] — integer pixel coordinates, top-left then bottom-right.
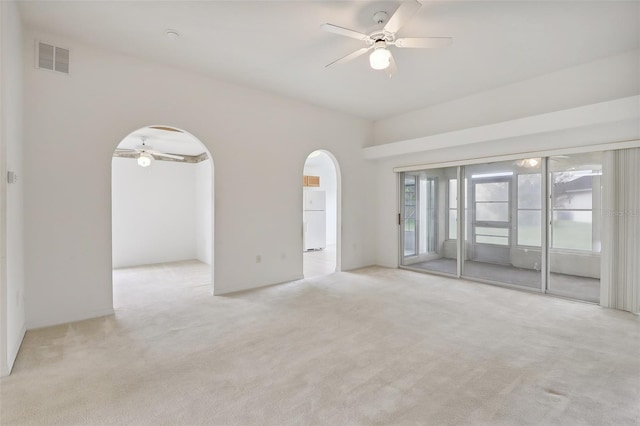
[[0, 0, 26, 376], [372, 50, 640, 146], [22, 30, 376, 329], [195, 160, 212, 265], [112, 158, 199, 268], [372, 51, 640, 268], [303, 154, 337, 246]]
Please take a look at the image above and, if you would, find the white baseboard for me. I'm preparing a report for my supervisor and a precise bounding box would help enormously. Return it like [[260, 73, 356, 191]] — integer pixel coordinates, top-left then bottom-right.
[[214, 275, 304, 296], [6, 323, 26, 375], [27, 307, 115, 331]]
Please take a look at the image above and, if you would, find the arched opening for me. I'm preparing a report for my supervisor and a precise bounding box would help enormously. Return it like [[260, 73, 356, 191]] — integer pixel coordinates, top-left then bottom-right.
[[302, 150, 341, 277], [111, 125, 214, 304]]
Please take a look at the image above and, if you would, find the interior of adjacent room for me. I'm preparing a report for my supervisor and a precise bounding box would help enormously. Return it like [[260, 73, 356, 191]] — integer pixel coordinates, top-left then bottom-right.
[[302, 150, 340, 278], [111, 125, 213, 296]]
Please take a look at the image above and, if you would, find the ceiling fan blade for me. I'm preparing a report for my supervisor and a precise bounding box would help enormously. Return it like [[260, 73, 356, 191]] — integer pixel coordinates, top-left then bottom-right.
[[321, 23, 369, 41], [384, 0, 422, 34], [385, 52, 398, 78], [114, 148, 137, 153], [394, 37, 453, 48], [149, 151, 184, 160], [325, 46, 372, 68], [148, 126, 183, 133]]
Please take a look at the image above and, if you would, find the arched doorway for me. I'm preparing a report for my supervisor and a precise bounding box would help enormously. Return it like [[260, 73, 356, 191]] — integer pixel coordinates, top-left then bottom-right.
[[111, 125, 214, 299], [302, 150, 341, 277]]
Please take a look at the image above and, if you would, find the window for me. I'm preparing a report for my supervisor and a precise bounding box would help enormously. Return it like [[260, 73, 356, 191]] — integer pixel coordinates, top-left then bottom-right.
[[517, 173, 542, 246], [551, 170, 600, 251], [472, 179, 510, 246], [448, 179, 457, 239], [403, 176, 417, 256]]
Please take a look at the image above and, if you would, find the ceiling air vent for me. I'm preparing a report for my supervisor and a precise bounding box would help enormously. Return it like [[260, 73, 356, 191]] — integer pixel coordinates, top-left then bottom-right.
[[37, 42, 70, 74]]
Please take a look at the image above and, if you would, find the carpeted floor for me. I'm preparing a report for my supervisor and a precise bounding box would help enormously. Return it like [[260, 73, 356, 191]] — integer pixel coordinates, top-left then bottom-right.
[[1, 261, 639, 425]]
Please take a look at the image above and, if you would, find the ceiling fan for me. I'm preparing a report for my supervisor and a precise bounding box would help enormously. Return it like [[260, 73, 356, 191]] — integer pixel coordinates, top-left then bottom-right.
[[321, 0, 452, 77], [115, 136, 184, 167], [514, 156, 571, 168]]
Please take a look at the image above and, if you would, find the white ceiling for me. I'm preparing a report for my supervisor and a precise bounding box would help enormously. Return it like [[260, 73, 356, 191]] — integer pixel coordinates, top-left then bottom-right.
[[18, 1, 640, 120]]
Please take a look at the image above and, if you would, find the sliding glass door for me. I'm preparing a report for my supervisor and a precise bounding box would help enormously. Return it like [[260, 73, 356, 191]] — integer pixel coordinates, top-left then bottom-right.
[[462, 160, 543, 290], [400, 168, 458, 275], [403, 174, 418, 257], [398, 153, 607, 303], [547, 153, 603, 302], [402, 173, 437, 258]]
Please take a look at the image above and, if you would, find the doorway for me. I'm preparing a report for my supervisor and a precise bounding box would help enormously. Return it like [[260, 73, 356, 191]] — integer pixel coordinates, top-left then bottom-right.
[[111, 125, 214, 299], [302, 150, 340, 278]]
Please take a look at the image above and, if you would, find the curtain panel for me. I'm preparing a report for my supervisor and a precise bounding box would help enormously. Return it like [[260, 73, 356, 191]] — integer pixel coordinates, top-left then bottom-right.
[[601, 148, 640, 314]]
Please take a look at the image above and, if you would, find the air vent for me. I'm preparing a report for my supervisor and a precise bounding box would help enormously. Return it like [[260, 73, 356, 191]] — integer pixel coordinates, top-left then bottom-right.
[[37, 42, 70, 74]]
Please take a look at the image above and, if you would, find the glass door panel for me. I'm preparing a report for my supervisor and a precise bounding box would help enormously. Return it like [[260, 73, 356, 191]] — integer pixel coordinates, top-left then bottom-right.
[[403, 175, 418, 257], [400, 168, 457, 275], [398, 153, 606, 304], [548, 153, 603, 302], [463, 160, 543, 289]]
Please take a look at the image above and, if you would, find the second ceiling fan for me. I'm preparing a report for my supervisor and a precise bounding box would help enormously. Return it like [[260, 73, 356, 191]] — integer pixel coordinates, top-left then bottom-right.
[[322, 0, 452, 77]]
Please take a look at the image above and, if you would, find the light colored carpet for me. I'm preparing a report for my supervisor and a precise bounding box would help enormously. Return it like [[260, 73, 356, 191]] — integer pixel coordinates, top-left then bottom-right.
[[1, 261, 639, 425]]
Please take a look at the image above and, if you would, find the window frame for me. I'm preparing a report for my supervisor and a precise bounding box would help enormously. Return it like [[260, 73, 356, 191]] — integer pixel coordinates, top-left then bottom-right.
[[549, 170, 600, 253], [470, 176, 512, 248]]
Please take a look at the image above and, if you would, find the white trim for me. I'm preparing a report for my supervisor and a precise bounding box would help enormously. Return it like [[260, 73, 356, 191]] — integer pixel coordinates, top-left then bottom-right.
[[392, 139, 640, 173], [366, 96, 640, 161], [27, 307, 115, 331], [541, 158, 549, 294], [0, 1, 8, 380], [5, 323, 26, 375], [214, 275, 304, 296]]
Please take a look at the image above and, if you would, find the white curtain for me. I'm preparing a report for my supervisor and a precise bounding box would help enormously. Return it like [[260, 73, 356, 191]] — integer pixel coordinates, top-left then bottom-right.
[[601, 148, 640, 314]]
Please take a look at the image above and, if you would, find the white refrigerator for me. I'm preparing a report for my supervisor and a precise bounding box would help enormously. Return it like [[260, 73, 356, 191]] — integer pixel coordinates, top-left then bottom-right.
[[303, 190, 326, 251]]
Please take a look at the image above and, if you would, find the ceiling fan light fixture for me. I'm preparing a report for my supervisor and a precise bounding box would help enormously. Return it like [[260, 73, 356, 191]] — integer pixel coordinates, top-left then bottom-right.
[[516, 158, 540, 168], [369, 46, 391, 70], [137, 152, 153, 167]]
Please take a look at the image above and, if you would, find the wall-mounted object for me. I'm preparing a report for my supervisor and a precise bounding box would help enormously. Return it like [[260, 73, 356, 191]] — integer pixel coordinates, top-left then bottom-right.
[[303, 175, 320, 187], [36, 41, 70, 74], [7, 171, 17, 184]]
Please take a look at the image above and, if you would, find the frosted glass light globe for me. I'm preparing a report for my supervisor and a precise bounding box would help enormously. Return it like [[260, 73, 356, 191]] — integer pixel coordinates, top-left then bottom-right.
[[369, 48, 391, 70], [137, 153, 153, 167]]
